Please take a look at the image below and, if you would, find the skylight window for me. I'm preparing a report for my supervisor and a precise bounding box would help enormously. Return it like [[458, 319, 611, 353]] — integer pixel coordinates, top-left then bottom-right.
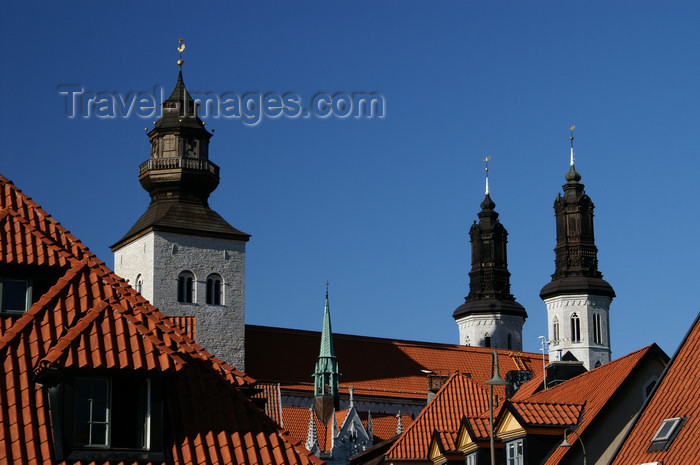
[[648, 416, 685, 452]]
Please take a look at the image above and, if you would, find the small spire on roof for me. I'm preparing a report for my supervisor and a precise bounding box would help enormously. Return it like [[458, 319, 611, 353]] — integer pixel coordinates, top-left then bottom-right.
[[305, 408, 320, 455], [177, 38, 185, 68], [484, 155, 491, 195], [367, 411, 374, 441], [349, 386, 354, 409], [396, 410, 404, 435]]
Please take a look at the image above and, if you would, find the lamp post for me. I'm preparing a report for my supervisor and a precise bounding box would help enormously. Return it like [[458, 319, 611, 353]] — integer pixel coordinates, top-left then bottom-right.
[[485, 350, 508, 465], [559, 427, 587, 465]]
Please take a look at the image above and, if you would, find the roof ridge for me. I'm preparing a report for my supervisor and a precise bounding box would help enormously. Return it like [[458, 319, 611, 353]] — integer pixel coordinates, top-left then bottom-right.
[[247, 325, 543, 358]]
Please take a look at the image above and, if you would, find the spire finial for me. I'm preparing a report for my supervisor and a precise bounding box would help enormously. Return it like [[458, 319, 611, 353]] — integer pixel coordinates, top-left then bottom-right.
[[177, 38, 185, 68], [569, 125, 576, 166], [326, 281, 329, 299], [484, 155, 491, 195]]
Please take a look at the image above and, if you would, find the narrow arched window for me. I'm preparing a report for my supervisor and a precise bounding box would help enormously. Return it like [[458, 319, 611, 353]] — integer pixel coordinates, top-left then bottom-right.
[[177, 271, 194, 303], [135, 274, 143, 294], [507, 334, 513, 350], [206, 274, 223, 305], [571, 313, 581, 343], [484, 333, 491, 348], [592, 313, 602, 344], [552, 316, 560, 345]]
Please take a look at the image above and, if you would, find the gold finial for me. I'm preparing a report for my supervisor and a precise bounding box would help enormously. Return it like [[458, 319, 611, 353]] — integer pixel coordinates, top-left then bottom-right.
[[570, 124, 576, 142], [177, 38, 185, 67]]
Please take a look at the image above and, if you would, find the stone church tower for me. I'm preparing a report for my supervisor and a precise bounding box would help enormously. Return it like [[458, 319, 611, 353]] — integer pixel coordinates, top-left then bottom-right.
[[453, 169, 527, 350], [540, 133, 614, 370], [111, 70, 250, 370]]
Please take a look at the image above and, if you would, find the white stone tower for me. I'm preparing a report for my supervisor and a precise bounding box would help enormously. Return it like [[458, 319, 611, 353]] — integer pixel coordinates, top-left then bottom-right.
[[112, 68, 250, 370], [453, 159, 527, 350], [540, 130, 614, 370]]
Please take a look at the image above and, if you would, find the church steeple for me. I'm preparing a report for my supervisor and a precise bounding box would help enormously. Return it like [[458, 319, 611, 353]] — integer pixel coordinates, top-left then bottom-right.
[[313, 284, 340, 424], [540, 128, 614, 299], [540, 128, 614, 370], [112, 45, 250, 370], [453, 157, 526, 350]]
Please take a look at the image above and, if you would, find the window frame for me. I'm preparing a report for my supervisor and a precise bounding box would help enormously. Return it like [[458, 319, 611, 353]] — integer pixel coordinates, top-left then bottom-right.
[[505, 438, 524, 465], [44, 371, 165, 463], [570, 313, 581, 343], [177, 271, 195, 304], [552, 316, 560, 345], [648, 416, 686, 452], [0, 277, 32, 314], [205, 273, 223, 306]]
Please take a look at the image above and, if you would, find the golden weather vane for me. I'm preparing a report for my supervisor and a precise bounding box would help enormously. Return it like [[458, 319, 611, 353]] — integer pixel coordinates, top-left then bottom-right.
[[177, 38, 185, 68]]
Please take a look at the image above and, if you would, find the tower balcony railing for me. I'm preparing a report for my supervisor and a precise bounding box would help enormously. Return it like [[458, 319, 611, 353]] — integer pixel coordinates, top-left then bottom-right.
[[139, 157, 219, 177]]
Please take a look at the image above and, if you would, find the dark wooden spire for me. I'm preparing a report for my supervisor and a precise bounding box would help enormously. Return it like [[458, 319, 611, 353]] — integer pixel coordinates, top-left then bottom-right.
[[453, 194, 527, 319], [540, 168, 615, 299]]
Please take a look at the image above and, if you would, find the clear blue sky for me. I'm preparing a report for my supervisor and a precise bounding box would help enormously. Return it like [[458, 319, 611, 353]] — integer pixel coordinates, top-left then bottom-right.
[[2, 2, 699, 360]]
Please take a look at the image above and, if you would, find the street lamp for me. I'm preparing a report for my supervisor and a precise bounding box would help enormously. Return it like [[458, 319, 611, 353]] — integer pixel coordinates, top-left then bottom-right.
[[485, 350, 508, 465], [559, 427, 587, 465]]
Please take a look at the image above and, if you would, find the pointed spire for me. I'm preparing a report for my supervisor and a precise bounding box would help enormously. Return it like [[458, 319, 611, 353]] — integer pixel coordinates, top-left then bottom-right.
[[396, 410, 404, 435], [313, 283, 340, 424], [349, 386, 355, 409], [366, 411, 374, 442], [305, 408, 320, 455], [319, 282, 335, 358], [540, 128, 614, 300]]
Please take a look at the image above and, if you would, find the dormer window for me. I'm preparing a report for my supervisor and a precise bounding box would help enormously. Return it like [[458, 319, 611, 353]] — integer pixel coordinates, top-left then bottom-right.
[[45, 373, 164, 462], [0, 278, 31, 314], [648, 417, 685, 452]]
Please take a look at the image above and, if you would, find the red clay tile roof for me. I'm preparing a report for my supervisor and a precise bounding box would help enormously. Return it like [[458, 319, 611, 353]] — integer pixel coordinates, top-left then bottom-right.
[[611, 314, 700, 465], [432, 430, 457, 453], [280, 405, 414, 452], [385, 372, 492, 462], [516, 345, 657, 465], [246, 325, 545, 400], [507, 402, 583, 427], [0, 174, 322, 465]]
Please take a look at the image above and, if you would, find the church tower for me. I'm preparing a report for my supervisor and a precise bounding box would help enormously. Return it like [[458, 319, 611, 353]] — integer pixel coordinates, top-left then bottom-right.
[[111, 54, 250, 369], [453, 159, 527, 350], [312, 285, 340, 425], [540, 128, 615, 370]]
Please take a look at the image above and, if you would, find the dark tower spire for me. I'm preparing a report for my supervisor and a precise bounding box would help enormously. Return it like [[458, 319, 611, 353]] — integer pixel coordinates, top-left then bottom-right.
[[454, 157, 526, 350], [540, 127, 614, 370], [313, 283, 340, 425], [112, 68, 249, 249], [540, 130, 614, 300]]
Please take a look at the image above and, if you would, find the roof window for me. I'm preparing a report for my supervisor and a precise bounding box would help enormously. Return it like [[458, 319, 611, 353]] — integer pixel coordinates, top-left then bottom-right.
[[648, 416, 685, 452]]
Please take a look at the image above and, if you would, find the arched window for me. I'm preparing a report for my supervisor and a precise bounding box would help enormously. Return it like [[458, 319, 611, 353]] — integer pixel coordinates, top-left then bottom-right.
[[135, 274, 143, 294], [571, 313, 581, 343], [206, 274, 223, 305], [592, 313, 602, 344], [507, 334, 513, 350], [177, 271, 194, 303], [552, 316, 560, 345], [484, 333, 491, 348]]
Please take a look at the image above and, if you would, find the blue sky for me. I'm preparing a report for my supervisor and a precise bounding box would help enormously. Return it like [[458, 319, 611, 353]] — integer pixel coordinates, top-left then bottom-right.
[[2, 2, 699, 360]]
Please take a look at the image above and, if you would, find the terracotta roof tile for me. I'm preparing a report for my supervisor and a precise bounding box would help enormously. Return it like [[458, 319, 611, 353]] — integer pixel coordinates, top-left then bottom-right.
[[247, 325, 545, 401], [508, 401, 583, 427], [0, 174, 322, 465], [611, 314, 700, 464], [520, 345, 656, 465], [385, 372, 492, 461]]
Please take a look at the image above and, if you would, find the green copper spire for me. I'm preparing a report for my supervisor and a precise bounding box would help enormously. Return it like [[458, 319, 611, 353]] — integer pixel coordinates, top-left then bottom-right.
[[312, 282, 340, 424]]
